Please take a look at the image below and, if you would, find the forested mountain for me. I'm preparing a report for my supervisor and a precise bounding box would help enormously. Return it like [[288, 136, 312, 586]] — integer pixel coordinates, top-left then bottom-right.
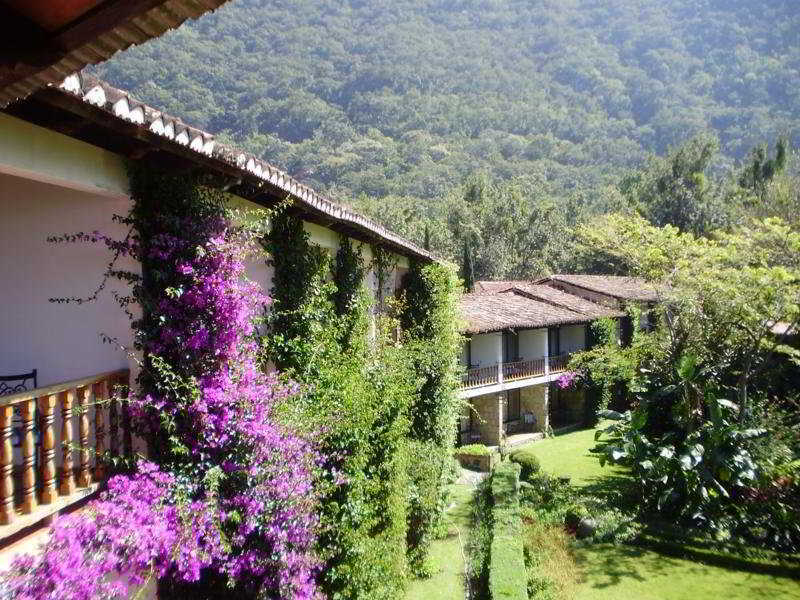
[[95, 0, 800, 269]]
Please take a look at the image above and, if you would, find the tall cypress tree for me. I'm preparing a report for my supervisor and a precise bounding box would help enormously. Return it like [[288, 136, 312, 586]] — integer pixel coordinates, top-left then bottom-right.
[[461, 238, 475, 292]]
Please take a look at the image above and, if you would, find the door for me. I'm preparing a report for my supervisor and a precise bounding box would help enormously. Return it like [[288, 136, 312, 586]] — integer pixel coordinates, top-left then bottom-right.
[[502, 331, 519, 363]]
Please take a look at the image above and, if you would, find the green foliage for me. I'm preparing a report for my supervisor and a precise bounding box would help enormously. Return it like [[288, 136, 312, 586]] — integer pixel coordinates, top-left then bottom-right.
[[406, 440, 449, 576], [400, 260, 464, 574], [460, 237, 475, 293], [576, 215, 800, 550], [264, 212, 414, 598], [509, 449, 541, 482], [97, 0, 800, 226], [457, 444, 492, 457], [262, 210, 333, 375], [489, 462, 528, 600], [401, 261, 463, 448], [263, 212, 466, 592], [466, 478, 492, 597], [623, 134, 725, 235], [332, 235, 368, 350]]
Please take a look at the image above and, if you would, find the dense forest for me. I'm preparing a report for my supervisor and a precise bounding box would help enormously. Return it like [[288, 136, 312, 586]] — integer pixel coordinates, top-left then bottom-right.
[[95, 0, 800, 274]]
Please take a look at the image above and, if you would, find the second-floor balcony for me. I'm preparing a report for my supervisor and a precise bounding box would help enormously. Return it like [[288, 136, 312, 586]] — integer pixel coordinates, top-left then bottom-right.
[[461, 354, 571, 390]]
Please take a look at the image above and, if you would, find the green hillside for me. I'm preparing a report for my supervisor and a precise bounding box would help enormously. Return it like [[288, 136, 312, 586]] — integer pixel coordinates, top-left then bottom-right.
[[94, 0, 800, 270]]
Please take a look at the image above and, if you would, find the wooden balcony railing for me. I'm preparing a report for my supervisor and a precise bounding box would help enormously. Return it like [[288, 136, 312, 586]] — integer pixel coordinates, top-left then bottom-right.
[[461, 364, 499, 388], [460, 354, 571, 389], [548, 354, 570, 374], [0, 369, 130, 531], [503, 357, 546, 382]]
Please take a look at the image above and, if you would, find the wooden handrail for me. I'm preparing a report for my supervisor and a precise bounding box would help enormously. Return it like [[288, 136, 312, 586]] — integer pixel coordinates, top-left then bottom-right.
[[0, 369, 128, 407]]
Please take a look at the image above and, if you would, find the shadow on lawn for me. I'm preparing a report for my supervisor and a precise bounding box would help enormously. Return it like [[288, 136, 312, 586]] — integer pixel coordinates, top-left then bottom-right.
[[571, 473, 800, 586], [574, 542, 677, 589], [577, 473, 639, 511]]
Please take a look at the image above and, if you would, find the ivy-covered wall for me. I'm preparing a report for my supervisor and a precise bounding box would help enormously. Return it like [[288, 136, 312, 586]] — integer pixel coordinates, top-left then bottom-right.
[[264, 211, 463, 594]]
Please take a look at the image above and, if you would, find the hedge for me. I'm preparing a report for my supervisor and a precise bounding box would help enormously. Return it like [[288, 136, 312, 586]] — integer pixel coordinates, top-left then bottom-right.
[[508, 449, 541, 481], [489, 462, 529, 600]]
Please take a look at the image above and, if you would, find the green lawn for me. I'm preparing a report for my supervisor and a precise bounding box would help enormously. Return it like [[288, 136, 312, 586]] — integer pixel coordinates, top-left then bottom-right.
[[405, 482, 474, 600], [517, 424, 624, 487], [516, 426, 800, 600]]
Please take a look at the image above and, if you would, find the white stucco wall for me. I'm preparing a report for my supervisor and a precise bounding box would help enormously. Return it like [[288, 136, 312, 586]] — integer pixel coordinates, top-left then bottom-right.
[[0, 173, 137, 387], [519, 328, 548, 360], [469, 332, 501, 367], [0, 114, 413, 386], [0, 113, 128, 199], [559, 324, 587, 354]]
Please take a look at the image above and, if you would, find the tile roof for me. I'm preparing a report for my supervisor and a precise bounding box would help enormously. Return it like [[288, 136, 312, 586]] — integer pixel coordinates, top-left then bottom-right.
[[460, 290, 599, 334], [474, 281, 530, 294], [536, 274, 660, 302], [0, 0, 231, 108], [34, 73, 436, 263], [503, 284, 624, 319]]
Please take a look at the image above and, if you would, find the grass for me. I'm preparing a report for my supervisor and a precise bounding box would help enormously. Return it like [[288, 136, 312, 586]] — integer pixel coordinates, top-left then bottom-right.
[[515, 425, 800, 600], [514, 424, 625, 488], [404, 482, 474, 600], [573, 543, 800, 600]]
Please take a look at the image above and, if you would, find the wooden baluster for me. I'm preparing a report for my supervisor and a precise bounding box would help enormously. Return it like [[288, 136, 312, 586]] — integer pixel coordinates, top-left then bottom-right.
[[117, 371, 133, 456], [59, 390, 76, 496], [76, 386, 91, 488], [121, 375, 132, 457], [0, 406, 14, 524], [109, 379, 119, 458], [20, 399, 37, 514], [39, 395, 57, 504], [93, 380, 107, 482]]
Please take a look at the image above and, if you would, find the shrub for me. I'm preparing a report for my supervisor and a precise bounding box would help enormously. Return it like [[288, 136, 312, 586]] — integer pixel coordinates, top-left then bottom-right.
[[265, 215, 412, 598], [510, 449, 541, 481], [458, 444, 492, 456], [563, 504, 590, 530], [406, 440, 449, 576], [444, 455, 462, 484], [489, 462, 528, 600]]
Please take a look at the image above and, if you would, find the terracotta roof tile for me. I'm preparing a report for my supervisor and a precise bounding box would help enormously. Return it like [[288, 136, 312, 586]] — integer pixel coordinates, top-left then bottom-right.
[[460, 290, 597, 334], [536, 274, 660, 302], [503, 284, 624, 318], [0, 0, 231, 108]]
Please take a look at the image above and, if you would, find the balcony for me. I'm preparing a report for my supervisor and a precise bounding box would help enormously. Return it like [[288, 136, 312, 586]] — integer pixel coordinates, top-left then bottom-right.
[[0, 369, 130, 544], [461, 354, 571, 390]]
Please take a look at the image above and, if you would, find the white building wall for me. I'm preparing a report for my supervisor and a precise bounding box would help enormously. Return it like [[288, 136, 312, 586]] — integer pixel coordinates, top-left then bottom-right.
[[0, 114, 412, 386], [0, 113, 128, 199], [560, 324, 587, 354], [519, 328, 547, 360], [0, 173, 137, 386], [469, 332, 501, 367]]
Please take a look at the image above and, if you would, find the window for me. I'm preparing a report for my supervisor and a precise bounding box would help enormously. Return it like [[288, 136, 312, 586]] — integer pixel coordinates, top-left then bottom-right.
[[505, 389, 521, 423]]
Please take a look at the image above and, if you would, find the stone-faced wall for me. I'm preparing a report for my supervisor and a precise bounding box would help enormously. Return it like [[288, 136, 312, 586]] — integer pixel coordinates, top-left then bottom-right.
[[471, 393, 503, 445], [520, 385, 548, 432]]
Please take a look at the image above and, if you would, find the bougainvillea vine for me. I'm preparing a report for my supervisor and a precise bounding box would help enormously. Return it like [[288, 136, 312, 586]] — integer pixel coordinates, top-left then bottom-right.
[[1, 170, 320, 600]]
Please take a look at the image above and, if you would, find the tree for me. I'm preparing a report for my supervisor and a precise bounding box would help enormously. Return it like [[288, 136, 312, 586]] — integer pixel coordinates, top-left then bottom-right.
[[461, 237, 475, 292], [577, 214, 800, 543], [621, 134, 727, 235]]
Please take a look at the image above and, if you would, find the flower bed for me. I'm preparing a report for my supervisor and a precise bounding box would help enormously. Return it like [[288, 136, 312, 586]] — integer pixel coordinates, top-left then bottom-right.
[[456, 444, 500, 472]]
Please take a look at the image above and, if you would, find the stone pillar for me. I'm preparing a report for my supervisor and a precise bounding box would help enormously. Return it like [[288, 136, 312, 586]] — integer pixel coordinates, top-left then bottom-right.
[[523, 385, 550, 433], [474, 393, 504, 446]]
